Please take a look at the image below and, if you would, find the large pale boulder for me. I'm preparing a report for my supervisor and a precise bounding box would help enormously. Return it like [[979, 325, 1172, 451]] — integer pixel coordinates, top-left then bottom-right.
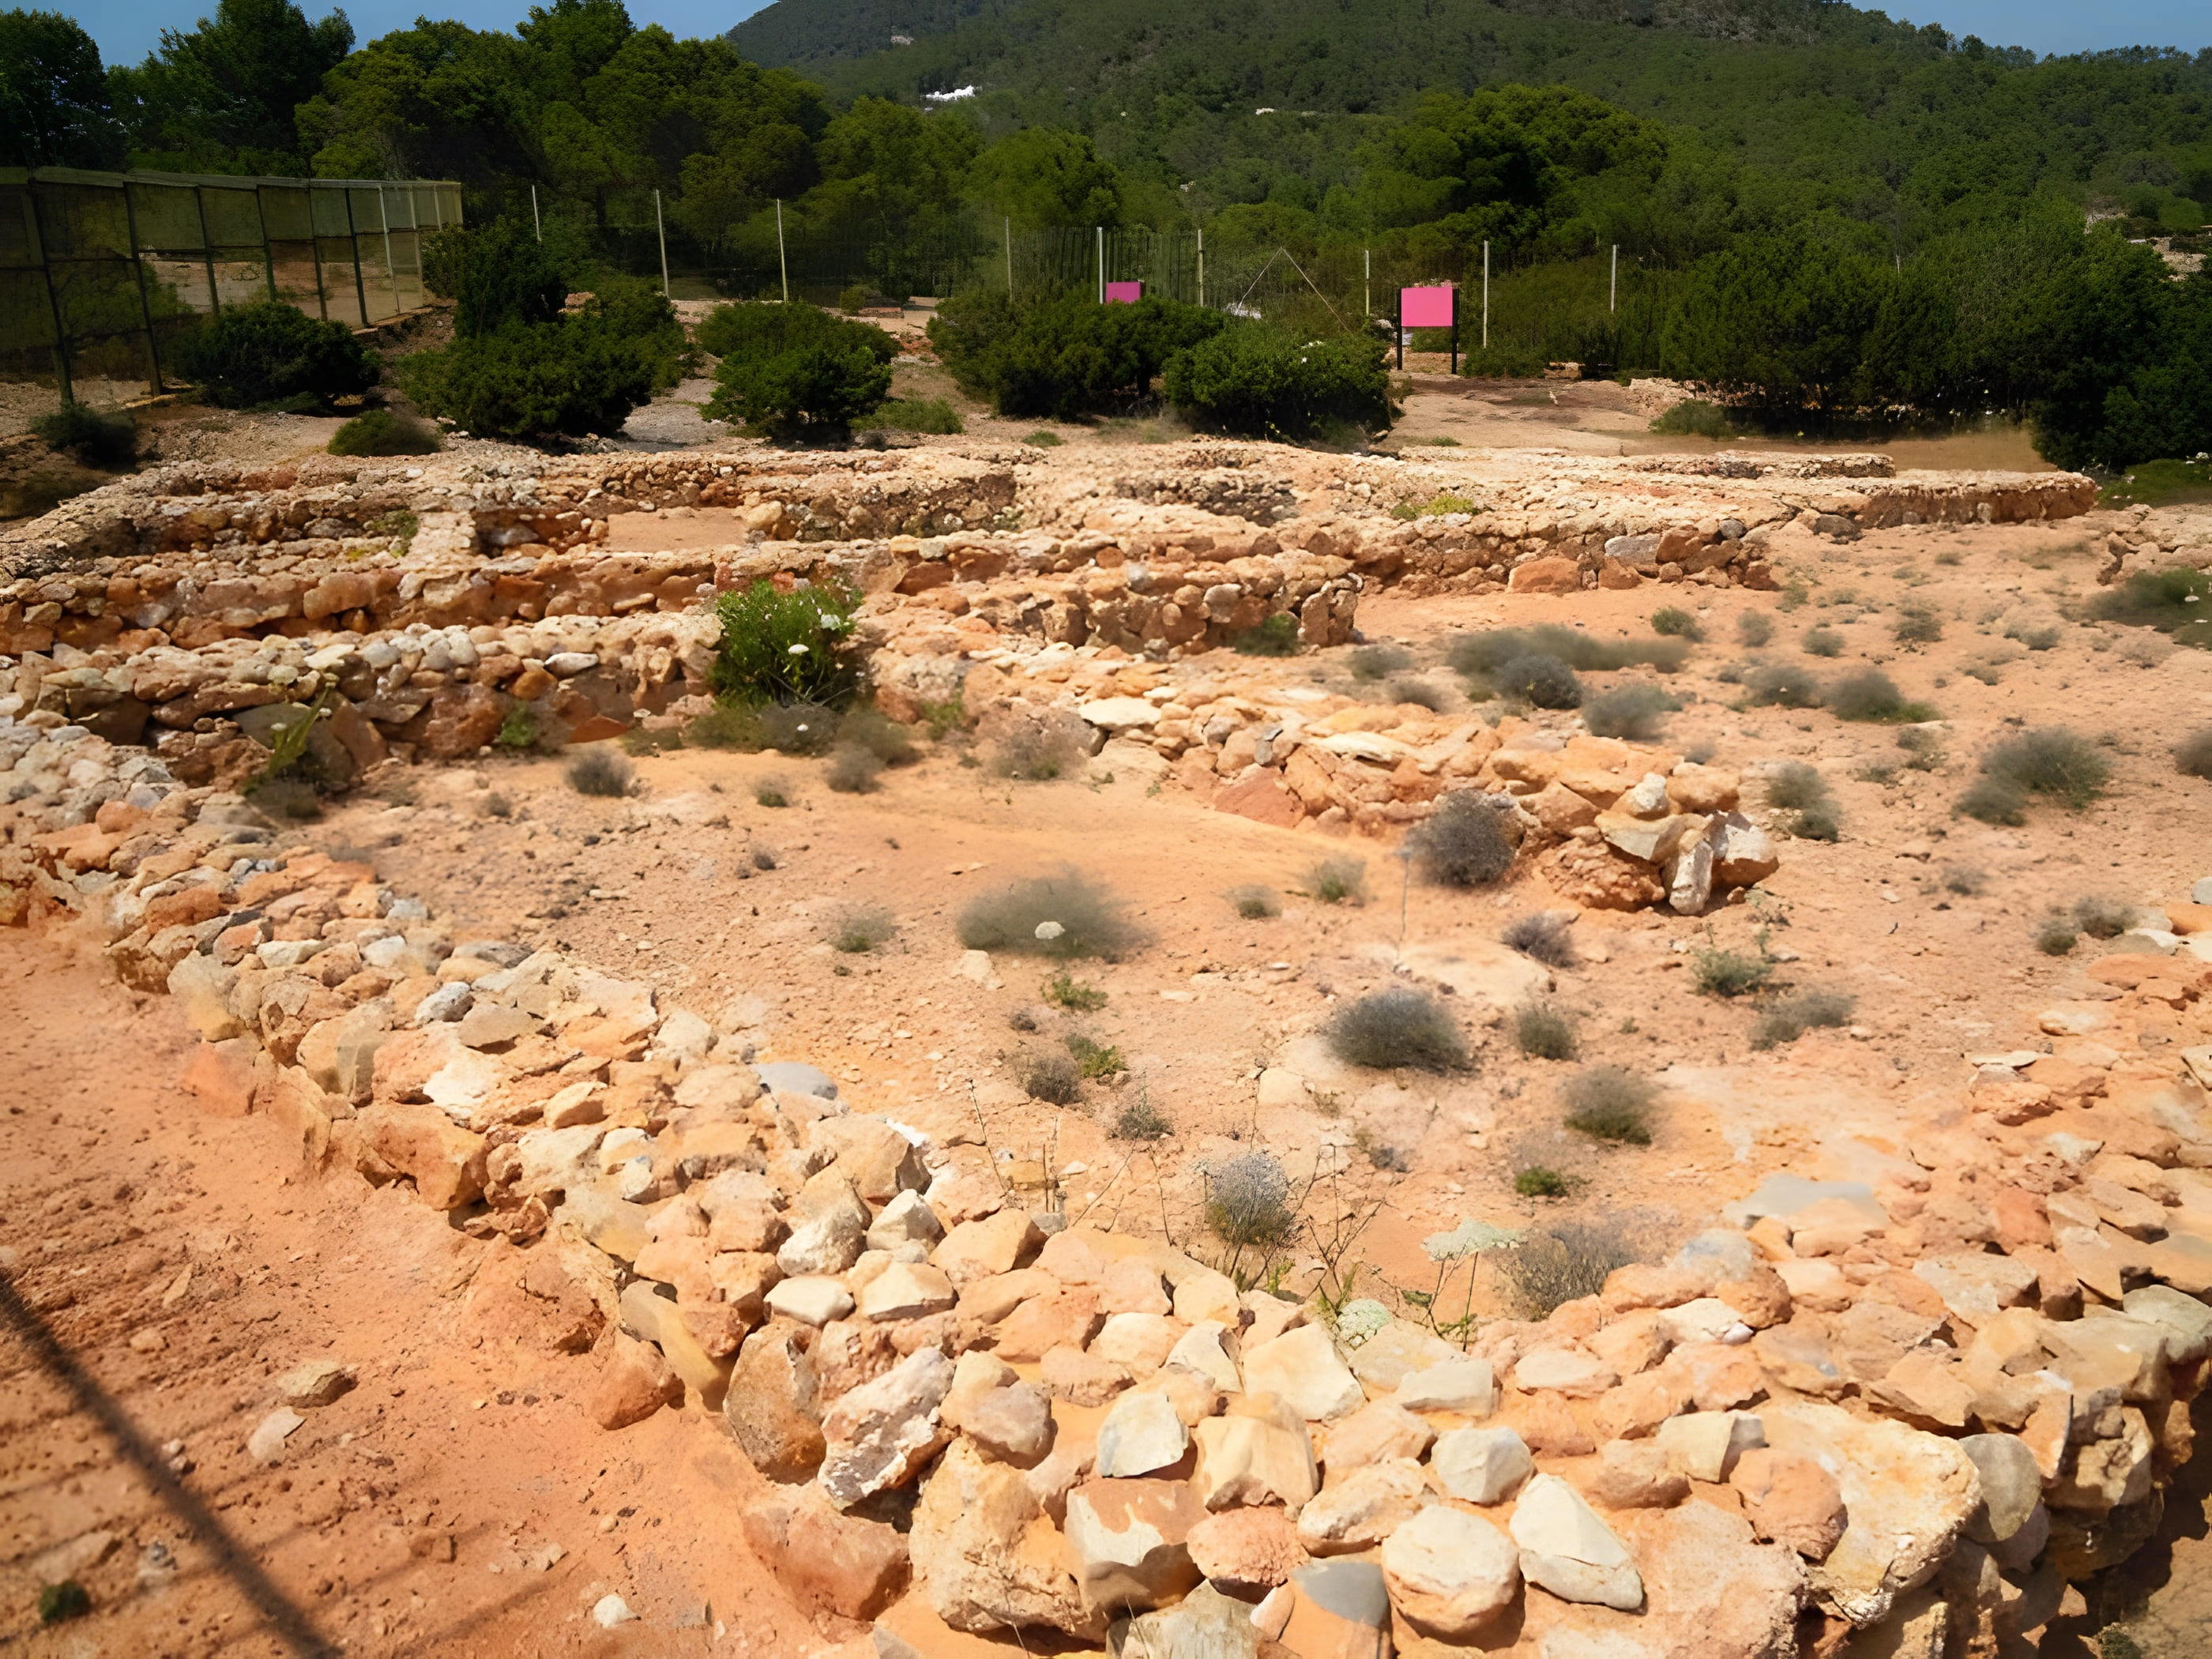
[[1294, 1458, 1431, 1556], [1241, 1324, 1364, 1421], [1381, 1505, 1521, 1638], [1509, 1473, 1643, 1611], [1063, 1477, 1204, 1611], [1433, 1425, 1535, 1504], [910, 1440, 1102, 1638], [1095, 1390, 1190, 1478], [818, 1347, 954, 1508]]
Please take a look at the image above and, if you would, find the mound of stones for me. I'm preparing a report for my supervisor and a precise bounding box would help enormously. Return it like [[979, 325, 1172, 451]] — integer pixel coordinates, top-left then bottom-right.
[[4, 705, 2210, 1658]]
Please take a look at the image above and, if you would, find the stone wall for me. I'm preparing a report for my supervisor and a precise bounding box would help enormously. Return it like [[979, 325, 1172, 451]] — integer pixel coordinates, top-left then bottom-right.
[[2, 721, 2208, 1658]]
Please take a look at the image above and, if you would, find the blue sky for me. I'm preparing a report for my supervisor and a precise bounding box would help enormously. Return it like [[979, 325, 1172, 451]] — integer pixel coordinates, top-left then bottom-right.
[[61, 0, 2212, 73]]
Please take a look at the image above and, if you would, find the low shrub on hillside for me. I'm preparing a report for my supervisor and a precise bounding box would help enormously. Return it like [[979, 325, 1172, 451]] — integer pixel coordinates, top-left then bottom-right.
[[1650, 398, 1729, 437], [1514, 999, 1578, 1060], [2090, 567, 2212, 647], [1349, 643, 1414, 681], [1736, 611, 1774, 646], [397, 310, 661, 440], [1413, 792, 1515, 887], [31, 404, 136, 465], [702, 303, 894, 441], [1582, 683, 1678, 739], [1499, 1222, 1644, 1315], [1751, 988, 1854, 1048], [1562, 1066, 1656, 1143], [1650, 606, 1702, 640], [1307, 856, 1367, 905], [1493, 653, 1584, 708], [930, 289, 1223, 419], [1744, 661, 1825, 707], [828, 905, 897, 952], [1828, 668, 1935, 723], [566, 747, 632, 796], [711, 577, 863, 707], [856, 397, 964, 434], [957, 871, 1140, 959], [2177, 727, 2212, 779], [1326, 988, 1467, 1071], [1979, 726, 2112, 810], [1502, 911, 1576, 967], [1448, 624, 1688, 679], [328, 408, 441, 456], [1205, 1153, 1296, 1248]]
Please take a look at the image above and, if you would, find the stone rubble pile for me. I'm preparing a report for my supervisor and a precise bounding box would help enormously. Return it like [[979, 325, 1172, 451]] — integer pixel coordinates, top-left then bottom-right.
[[4, 716, 2210, 1658]]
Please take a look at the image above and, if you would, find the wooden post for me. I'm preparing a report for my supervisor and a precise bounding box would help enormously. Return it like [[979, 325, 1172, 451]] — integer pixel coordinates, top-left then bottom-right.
[[26, 177, 76, 407], [1096, 225, 1104, 303], [530, 184, 541, 240], [653, 188, 669, 299], [775, 199, 789, 301], [1394, 287, 1403, 371], [1481, 240, 1490, 350], [1449, 283, 1459, 376], [193, 183, 220, 315], [1610, 243, 1618, 314], [1196, 225, 1204, 308], [118, 179, 165, 393]]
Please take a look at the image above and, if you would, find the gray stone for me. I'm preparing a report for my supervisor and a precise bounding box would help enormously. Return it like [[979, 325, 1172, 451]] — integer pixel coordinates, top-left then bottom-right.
[[1722, 1176, 1877, 1232], [246, 1407, 304, 1464], [766, 1276, 854, 1326], [1240, 1323, 1364, 1420], [274, 1359, 355, 1409], [778, 1202, 867, 1277], [2121, 1285, 2212, 1364], [1393, 1356, 1495, 1415], [1431, 1426, 1533, 1503], [1959, 1433, 2041, 1544], [865, 1189, 943, 1252], [1295, 1458, 1431, 1556], [412, 980, 473, 1025], [1119, 1582, 1258, 1659], [759, 1060, 837, 1099]]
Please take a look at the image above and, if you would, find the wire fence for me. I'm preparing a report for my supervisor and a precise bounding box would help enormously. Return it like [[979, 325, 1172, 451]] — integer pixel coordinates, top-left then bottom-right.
[[2, 167, 462, 419]]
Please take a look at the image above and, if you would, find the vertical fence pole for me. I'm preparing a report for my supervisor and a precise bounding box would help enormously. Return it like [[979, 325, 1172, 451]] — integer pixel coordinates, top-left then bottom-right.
[[193, 184, 221, 315], [653, 188, 669, 299], [1481, 240, 1491, 351], [342, 186, 371, 329], [1096, 226, 1104, 303], [1364, 247, 1371, 322], [27, 179, 77, 407], [775, 199, 789, 302], [1005, 216, 1013, 296], [378, 186, 398, 319], [1610, 244, 1618, 314], [530, 185, 541, 241], [118, 181, 165, 394], [257, 185, 279, 302], [1196, 226, 1205, 308]]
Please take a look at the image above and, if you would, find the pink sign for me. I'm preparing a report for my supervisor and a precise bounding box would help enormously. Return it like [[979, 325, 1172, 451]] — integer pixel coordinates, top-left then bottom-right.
[[1400, 285, 1454, 328], [1104, 281, 1143, 303]]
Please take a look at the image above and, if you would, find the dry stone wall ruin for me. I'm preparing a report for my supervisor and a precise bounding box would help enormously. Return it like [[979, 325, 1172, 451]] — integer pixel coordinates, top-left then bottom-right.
[[6, 442, 2208, 1659]]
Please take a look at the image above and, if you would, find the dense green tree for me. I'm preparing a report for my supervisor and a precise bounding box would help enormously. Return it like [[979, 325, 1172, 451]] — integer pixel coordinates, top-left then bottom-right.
[[0, 9, 124, 168], [108, 0, 354, 172], [969, 128, 1125, 229]]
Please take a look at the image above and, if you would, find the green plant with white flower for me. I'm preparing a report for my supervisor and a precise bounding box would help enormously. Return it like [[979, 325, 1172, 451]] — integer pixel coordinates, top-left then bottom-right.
[[1403, 1216, 1524, 1345], [709, 577, 866, 708]]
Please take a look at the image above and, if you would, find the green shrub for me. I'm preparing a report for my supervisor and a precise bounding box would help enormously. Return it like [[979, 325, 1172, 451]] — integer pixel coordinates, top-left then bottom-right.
[[1791, 803, 1842, 841], [1650, 606, 1703, 640], [453, 216, 566, 337], [1234, 613, 1301, 656], [826, 744, 882, 792], [711, 577, 864, 708], [1745, 661, 1825, 707], [420, 225, 471, 299], [704, 308, 894, 441], [838, 282, 871, 314], [1736, 611, 1774, 646], [1349, 643, 1414, 681], [1941, 862, 1984, 895], [1693, 942, 1773, 996], [958, 871, 1140, 959], [1898, 725, 1947, 770], [754, 774, 791, 807], [750, 702, 839, 754], [38, 1581, 91, 1625], [830, 904, 897, 952], [841, 708, 919, 766], [1498, 1222, 1642, 1315], [1514, 1165, 1571, 1198], [1582, 683, 1678, 739], [1308, 856, 1367, 905], [1229, 884, 1281, 919], [1205, 1153, 1296, 1247], [1162, 324, 1394, 441], [1066, 1033, 1125, 1079], [931, 289, 1224, 418], [31, 404, 135, 465], [1650, 398, 1729, 437], [1981, 727, 2112, 810], [1494, 653, 1584, 709], [327, 408, 441, 456], [2007, 619, 2064, 651], [1562, 1066, 1656, 1143], [397, 318, 657, 439], [1502, 912, 1575, 967], [171, 301, 377, 410], [1828, 668, 1936, 723], [495, 707, 539, 750], [856, 397, 964, 434], [581, 275, 690, 391], [2177, 728, 2212, 779], [1326, 988, 1467, 1072], [1958, 775, 2028, 824], [1413, 792, 1515, 887], [1514, 999, 1578, 1060], [1045, 969, 1108, 1011], [566, 747, 632, 796], [1801, 625, 1844, 657], [1751, 988, 1855, 1048], [2035, 916, 2079, 955], [1024, 429, 1063, 446]]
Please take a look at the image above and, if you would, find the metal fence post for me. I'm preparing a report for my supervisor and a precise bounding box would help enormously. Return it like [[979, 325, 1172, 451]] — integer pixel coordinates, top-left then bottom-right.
[[118, 179, 165, 394], [193, 183, 221, 314], [1481, 240, 1491, 350], [1096, 226, 1103, 303], [775, 199, 789, 301], [378, 186, 398, 314], [26, 178, 77, 407], [341, 186, 371, 325], [653, 187, 669, 299], [256, 184, 279, 301]]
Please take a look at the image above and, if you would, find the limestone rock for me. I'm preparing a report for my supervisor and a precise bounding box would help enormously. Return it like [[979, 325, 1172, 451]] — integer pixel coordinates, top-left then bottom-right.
[[1241, 1323, 1365, 1421], [1063, 1477, 1204, 1611], [1959, 1432, 2042, 1544], [1165, 1319, 1242, 1390], [1121, 1583, 1258, 1659], [1186, 1507, 1305, 1595], [738, 1482, 910, 1620], [1730, 1447, 1845, 1562], [910, 1439, 1101, 1638], [1278, 1560, 1393, 1659], [1655, 1410, 1765, 1482], [818, 1346, 954, 1508], [592, 1335, 681, 1429], [1381, 1504, 1521, 1639], [857, 1261, 957, 1322], [1096, 1390, 1191, 1478], [1582, 1439, 1687, 1510], [1191, 1409, 1317, 1510], [1295, 1458, 1431, 1555], [1393, 1356, 1495, 1415], [724, 1322, 825, 1480], [1432, 1425, 1535, 1504], [1319, 1401, 1434, 1478], [1509, 1473, 1642, 1611]]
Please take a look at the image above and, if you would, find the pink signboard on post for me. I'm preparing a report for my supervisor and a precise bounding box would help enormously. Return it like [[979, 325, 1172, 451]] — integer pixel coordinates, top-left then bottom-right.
[[1104, 281, 1143, 303], [1399, 285, 1454, 328]]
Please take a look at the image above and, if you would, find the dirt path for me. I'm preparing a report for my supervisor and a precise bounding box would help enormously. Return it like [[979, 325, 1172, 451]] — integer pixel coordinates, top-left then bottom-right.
[[0, 924, 828, 1657]]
